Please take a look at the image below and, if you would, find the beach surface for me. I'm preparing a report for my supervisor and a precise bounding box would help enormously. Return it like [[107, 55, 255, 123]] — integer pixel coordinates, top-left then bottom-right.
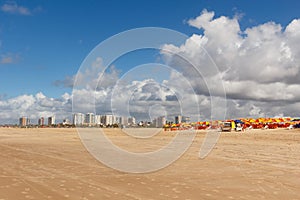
[[0, 128, 300, 200]]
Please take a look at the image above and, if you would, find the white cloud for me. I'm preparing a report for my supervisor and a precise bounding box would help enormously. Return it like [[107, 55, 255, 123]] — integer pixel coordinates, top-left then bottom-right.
[[1, 1, 31, 15], [0, 92, 72, 124], [188, 9, 215, 29], [5, 10, 300, 123], [66, 11, 300, 121], [160, 9, 300, 119], [71, 65, 209, 122], [54, 58, 120, 90]]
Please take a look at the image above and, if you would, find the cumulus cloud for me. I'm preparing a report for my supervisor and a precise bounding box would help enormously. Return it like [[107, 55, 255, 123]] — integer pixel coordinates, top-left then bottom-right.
[[54, 58, 120, 90], [160, 9, 300, 119], [5, 10, 300, 124], [0, 92, 72, 124], [69, 57, 209, 122], [66, 9, 300, 122]]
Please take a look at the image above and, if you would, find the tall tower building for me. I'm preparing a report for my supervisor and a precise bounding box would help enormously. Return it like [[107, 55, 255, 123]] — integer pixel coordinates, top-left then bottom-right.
[[85, 113, 95, 125], [48, 116, 55, 126], [128, 117, 136, 125], [95, 115, 102, 125], [102, 114, 115, 126], [175, 115, 182, 124], [73, 113, 85, 126], [38, 117, 44, 126], [19, 116, 27, 126], [120, 116, 128, 126], [156, 116, 166, 128]]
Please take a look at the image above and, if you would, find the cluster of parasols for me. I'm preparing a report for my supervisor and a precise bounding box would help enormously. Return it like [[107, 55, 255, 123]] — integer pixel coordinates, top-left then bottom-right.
[[163, 117, 300, 131]]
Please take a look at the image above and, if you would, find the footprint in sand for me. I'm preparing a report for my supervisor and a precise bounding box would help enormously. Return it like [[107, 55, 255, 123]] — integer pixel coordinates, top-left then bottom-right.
[[212, 189, 219, 193], [88, 193, 94, 197], [25, 195, 34, 199], [172, 188, 181, 194]]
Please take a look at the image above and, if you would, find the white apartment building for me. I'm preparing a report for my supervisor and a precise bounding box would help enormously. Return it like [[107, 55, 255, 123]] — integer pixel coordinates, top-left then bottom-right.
[[73, 113, 85, 126], [48, 116, 55, 125], [128, 117, 136, 125], [85, 113, 95, 125], [153, 116, 166, 128]]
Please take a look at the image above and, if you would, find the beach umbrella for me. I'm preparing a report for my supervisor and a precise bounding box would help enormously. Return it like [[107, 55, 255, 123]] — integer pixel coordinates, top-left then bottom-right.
[[234, 119, 243, 124], [231, 121, 236, 130]]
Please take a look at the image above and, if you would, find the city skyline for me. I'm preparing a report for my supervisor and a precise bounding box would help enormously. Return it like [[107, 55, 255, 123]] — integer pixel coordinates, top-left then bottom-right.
[[16, 112, 168, 128], [16, 112, 191, 128], [1, 1, 300, 124]]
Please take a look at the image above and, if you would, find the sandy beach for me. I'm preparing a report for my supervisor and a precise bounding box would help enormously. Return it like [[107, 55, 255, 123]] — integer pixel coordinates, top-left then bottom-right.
[[0, 128, 300, 200]]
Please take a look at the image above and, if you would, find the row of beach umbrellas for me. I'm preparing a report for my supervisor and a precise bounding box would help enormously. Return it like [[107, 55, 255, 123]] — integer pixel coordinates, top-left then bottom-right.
[[164, 117, 299, 130]]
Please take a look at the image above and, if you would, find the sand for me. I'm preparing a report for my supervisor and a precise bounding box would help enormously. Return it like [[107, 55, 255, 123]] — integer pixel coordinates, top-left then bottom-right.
[[0, 127, 300, 200]]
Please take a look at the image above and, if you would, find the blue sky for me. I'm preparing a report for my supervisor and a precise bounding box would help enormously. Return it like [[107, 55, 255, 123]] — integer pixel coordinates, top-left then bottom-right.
[[1, 0, 299, 98], [1, 0, 300, 123]]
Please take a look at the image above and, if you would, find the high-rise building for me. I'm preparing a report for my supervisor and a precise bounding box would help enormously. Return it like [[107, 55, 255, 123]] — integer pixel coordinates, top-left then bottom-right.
[[153, 116, 166, 128], [175, 115, 182, 124], [102, 114, 115, 126], [128, 117, 136, 125], [95, 115, 102, 125], [119, 116, 128, 126], [73, 113, 85, 126], [27, 118, 30, 125], [48, 116, 55, 126], [85, 113, 95, 125], [38, 117, 44, 126], [19, 116, 28, 126]]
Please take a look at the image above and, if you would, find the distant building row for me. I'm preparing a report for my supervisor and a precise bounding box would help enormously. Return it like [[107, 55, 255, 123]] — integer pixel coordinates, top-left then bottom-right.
[[73, 113, 136, 127], [73, 113, 170, 128], [18, 114, 189, 128], [19, 116, 55, 126]]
